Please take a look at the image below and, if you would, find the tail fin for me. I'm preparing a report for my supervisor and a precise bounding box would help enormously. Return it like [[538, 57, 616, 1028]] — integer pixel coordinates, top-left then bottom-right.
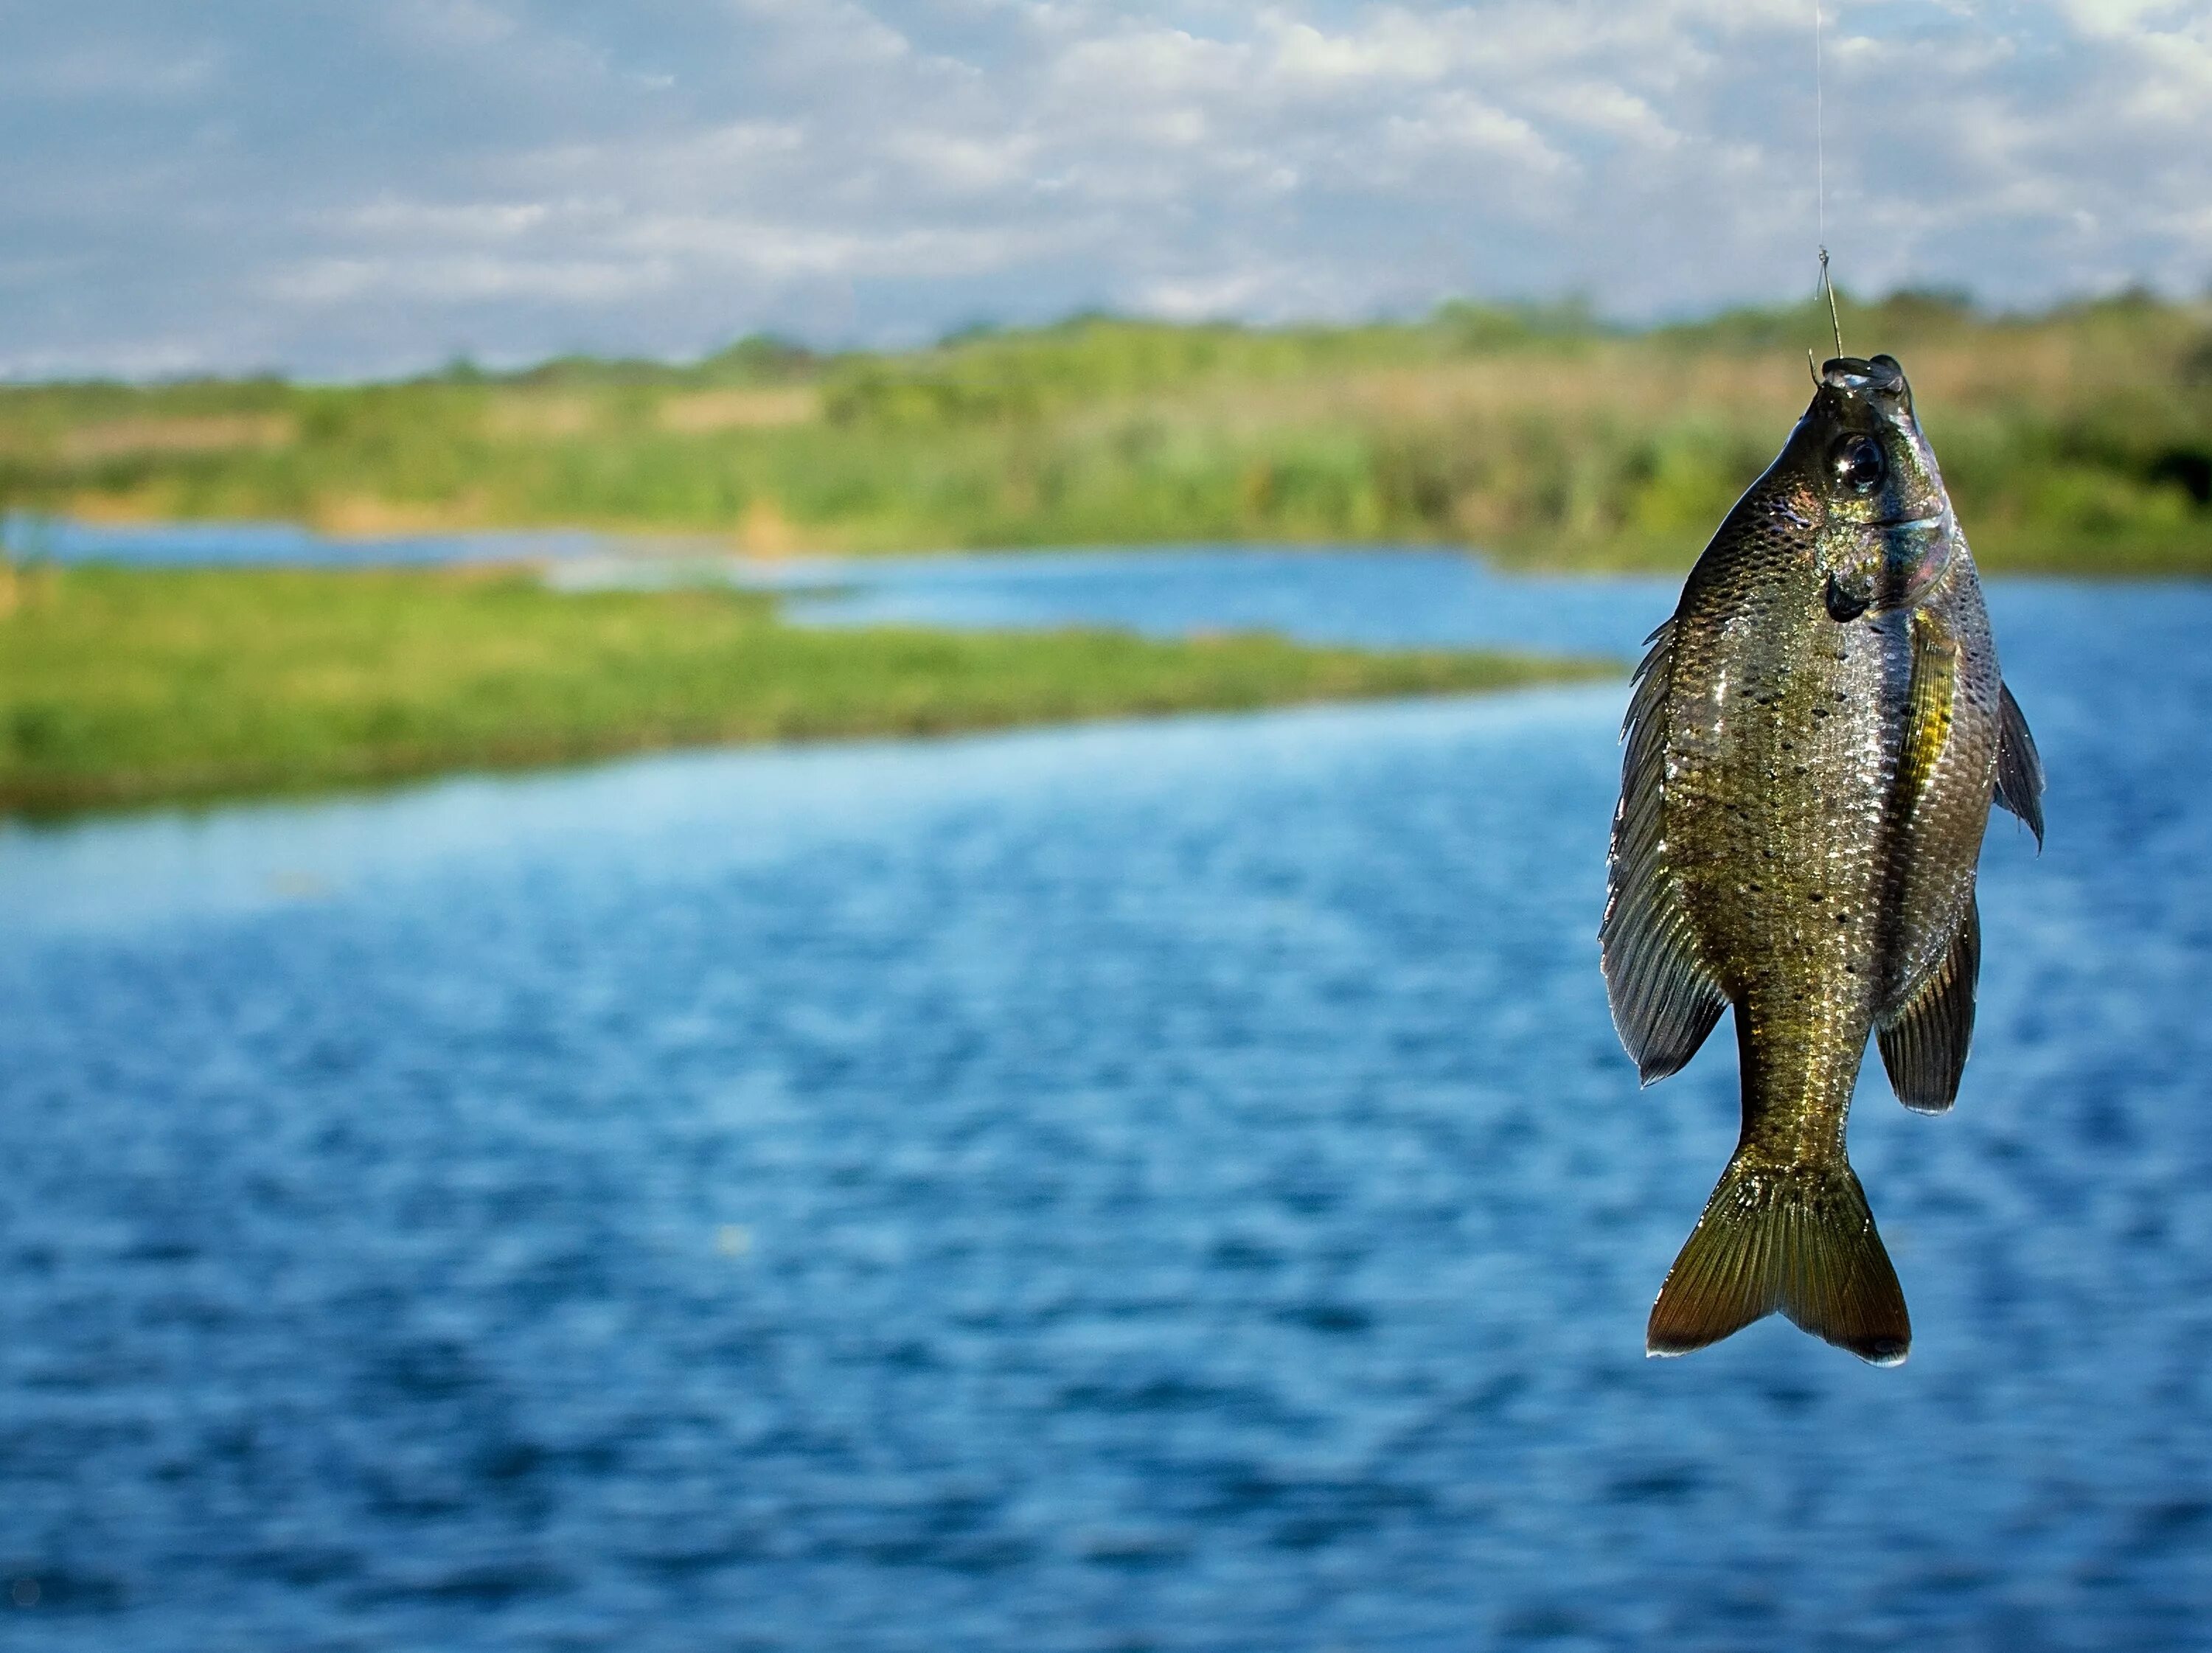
[[1647, 1154, 1910, 1365]]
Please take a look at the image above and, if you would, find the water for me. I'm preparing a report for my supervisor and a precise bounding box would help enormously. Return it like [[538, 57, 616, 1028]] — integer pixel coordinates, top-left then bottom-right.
[[1, 513, 613, 570], [703, 546, 1677, 659], [13, 510, 1663, 657], [2, 547, 2209, 1650]]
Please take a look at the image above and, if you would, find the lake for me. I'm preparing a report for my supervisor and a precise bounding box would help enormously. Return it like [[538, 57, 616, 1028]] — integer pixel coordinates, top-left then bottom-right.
[[2, 542, 2208, 1650]]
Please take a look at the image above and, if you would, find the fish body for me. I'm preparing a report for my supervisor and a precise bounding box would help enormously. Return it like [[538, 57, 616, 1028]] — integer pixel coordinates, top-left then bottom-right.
[[1602, 354, 2044, 1365]]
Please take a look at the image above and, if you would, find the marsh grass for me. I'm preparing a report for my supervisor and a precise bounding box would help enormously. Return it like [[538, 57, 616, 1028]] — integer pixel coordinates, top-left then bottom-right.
[[5, 291, 2208, 574], [0, 564, 1605, 815]]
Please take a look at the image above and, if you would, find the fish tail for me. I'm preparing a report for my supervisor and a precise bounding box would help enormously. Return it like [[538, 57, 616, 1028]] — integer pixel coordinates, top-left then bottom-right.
[[1646, 1152, 1909, 1365]]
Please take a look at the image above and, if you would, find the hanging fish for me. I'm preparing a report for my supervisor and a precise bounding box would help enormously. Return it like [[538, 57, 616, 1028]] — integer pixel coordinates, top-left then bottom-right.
[[1602, 353, 2044, 1365]]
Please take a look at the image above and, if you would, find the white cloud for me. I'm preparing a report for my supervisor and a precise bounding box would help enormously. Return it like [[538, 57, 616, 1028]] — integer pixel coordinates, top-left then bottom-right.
[[1385, 94, 1574, 175], [0, 46, 224, 99], [262, 252, 667, 306], [1264, 14, 1453, 86], [1140, 265, 1295, 319], [0, 0, 2207, 377], [333, 199, 557, 240]]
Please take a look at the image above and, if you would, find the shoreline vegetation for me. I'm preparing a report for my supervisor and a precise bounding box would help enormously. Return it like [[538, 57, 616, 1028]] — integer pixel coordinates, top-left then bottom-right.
[[1, 290, 2208, 576], [0, 565, 1610, 817], [3, 290, 2202, 815]]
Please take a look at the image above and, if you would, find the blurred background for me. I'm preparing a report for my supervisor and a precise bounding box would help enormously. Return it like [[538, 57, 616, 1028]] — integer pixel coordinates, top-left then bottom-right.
[[2, 4, 2210, 1649]]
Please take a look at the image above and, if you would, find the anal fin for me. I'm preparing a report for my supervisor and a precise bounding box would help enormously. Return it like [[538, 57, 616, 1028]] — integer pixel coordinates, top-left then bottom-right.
[[1879, 897, 1980, 1114]]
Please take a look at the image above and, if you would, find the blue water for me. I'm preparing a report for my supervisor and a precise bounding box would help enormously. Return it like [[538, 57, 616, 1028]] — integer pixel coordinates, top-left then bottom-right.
[[7, 510, 1666, 658], [724, 546, 1678, 658], [2, 547, 2209, 1650], [0, 512, 614, 570]]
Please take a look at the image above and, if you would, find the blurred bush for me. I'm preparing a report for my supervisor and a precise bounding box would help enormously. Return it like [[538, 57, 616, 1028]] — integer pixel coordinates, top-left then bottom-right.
[[4, 292, 2208, 573]]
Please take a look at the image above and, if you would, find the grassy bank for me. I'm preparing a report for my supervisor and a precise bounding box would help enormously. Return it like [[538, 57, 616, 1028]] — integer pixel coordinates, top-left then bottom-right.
[[4, 291, 2210, 574], [0, 564, 1605, 815]]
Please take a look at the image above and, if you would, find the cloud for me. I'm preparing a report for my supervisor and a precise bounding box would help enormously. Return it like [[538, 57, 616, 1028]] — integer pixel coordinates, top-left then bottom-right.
[[261, 253, 664, 307], [0, 0, 2206, 377]]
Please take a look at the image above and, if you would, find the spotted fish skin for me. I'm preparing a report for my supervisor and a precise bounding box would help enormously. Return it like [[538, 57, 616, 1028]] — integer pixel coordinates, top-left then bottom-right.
[[1601, 354, 2043, 1365]]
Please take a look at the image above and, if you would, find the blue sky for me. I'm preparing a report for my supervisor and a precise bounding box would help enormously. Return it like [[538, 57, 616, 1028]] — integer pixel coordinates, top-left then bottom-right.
[[2, 1, 2206, 378]]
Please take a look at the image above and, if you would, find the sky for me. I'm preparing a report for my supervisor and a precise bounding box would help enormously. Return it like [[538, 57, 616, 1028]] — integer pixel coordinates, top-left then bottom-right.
[[2, 0, 2208, 379]]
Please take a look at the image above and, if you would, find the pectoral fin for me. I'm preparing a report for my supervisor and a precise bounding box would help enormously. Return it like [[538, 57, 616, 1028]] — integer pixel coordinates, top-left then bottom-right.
[[1879, 897, 1980, 1115], [1994, 682, 2045, 848], [1601, 620, 1726, 1083], [1898, 608, 1959, 812]]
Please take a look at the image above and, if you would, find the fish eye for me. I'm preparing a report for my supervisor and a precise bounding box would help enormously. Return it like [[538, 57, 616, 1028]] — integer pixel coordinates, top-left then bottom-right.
[[1835, 436, 1886, 493]]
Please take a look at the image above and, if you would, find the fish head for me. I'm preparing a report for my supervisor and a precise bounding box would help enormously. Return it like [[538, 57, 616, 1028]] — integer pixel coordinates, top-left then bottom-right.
[[1787, 354, 1958, 622]]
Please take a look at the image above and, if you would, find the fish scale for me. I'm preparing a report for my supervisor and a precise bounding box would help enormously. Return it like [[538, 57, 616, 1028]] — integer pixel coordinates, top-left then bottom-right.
[[1601, 353, 2045, 1364]]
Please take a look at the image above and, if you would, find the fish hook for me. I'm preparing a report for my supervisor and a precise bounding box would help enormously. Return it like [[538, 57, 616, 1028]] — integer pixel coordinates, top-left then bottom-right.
[[1819, 246, 1844, 360]]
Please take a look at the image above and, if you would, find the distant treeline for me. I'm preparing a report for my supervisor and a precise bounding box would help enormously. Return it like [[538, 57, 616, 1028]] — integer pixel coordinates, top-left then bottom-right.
[[4, 291, 2209, 573]]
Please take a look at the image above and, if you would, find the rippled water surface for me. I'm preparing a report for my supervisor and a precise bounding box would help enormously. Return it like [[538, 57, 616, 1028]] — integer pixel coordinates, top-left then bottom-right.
[[2, 549, 2209, 1650]]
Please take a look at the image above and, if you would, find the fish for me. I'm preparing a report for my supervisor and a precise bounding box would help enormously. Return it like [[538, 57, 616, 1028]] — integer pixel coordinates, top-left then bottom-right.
[[1601, 352, 2045, 1365]]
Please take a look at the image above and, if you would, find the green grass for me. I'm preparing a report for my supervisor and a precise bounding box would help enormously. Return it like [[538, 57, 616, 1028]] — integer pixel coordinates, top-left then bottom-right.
[[4, 290, 2209, 575], [0, 563, 1607, 815]]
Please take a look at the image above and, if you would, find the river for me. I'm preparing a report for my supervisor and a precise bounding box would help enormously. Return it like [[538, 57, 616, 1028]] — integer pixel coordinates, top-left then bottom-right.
[[1, 541, 2206, 1649]]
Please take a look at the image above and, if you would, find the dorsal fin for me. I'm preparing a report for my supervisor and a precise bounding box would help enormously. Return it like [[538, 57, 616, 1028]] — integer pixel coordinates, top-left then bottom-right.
[[1601, 619, 1726, 1084]]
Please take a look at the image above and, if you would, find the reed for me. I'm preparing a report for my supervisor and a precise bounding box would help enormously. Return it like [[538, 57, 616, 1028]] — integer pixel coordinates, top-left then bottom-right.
[[2, 290, 2206, 573]]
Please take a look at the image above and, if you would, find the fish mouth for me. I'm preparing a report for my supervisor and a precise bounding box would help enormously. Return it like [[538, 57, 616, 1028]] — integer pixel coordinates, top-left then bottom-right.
[[1821, 355, 1907, 397], [1874, 512, 1944, 532]]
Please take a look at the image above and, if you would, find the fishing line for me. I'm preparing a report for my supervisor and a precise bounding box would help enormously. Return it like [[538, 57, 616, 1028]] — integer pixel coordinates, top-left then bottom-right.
[[1813, 0, 1843, 361]]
